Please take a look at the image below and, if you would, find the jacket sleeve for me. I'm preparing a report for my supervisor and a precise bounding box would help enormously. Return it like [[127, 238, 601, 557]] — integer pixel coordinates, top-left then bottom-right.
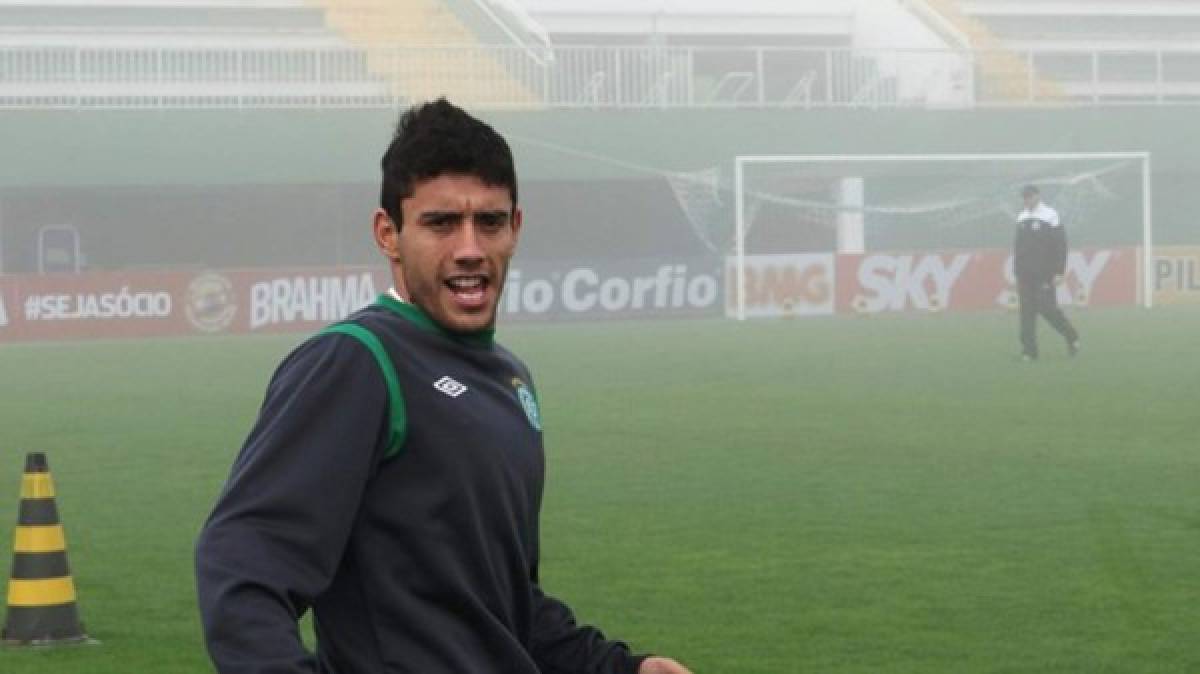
[[528, 566, 647, 674], [195, 334, 390, 674]]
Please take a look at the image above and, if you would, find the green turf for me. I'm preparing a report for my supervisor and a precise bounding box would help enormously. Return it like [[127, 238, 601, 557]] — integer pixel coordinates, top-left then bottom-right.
[[1, 307, 1198, 673]]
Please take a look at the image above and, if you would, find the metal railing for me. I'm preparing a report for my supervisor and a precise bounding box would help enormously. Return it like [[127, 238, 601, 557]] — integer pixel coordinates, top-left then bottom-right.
[[2, 43, 1200, 109]]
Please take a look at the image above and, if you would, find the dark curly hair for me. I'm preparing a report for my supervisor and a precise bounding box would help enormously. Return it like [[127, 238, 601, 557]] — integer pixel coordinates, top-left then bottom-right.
[[380, 98, 518, 228]]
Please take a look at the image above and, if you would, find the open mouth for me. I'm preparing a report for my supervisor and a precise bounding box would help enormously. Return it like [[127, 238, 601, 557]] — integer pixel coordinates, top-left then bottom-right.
[[445, 275, 489, 309]]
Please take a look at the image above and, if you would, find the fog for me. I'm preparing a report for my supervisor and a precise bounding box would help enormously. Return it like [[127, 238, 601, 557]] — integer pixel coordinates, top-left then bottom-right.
[[2, 1, 1195, 338], [0, 2, 1197, 672]]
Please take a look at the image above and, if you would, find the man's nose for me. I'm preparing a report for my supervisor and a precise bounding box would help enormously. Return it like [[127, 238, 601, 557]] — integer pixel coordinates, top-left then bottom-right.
[[453, 221, 484, 263]]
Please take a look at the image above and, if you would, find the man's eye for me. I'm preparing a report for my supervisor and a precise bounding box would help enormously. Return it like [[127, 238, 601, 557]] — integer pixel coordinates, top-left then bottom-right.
[[425, 216, 455, 229], [477, 214, 508, 230]]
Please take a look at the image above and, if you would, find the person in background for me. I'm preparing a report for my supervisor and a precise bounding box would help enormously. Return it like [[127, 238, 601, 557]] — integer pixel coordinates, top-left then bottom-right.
[[1013, 184, 1079, 361]]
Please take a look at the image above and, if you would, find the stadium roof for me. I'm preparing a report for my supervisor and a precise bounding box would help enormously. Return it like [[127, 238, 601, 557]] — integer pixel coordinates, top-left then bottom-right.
[[514, 0, 850, 13], [512, 0, 854, 37]]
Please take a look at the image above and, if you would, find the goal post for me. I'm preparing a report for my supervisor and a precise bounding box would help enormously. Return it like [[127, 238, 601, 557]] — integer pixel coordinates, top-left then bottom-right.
[[733, 152, 1153, 320]]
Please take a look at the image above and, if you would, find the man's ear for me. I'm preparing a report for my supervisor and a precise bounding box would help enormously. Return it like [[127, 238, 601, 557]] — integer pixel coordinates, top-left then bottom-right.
[[373, 209, 401, 261], [511, 207, 523, 243]]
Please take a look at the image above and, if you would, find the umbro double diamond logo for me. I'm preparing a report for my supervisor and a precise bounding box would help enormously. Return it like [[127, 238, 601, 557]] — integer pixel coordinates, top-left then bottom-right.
[[433, 376, 468, 398]]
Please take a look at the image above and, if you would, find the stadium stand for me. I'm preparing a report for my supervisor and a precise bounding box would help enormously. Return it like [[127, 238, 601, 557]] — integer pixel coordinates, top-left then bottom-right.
[[517, 0, 855, 47], [0, 0, 547, 106], [0, 1, 339, 47], [0, 0, 391, 105], [1, 0, 1198, 108], [308, 0, 546, 107], [926, 0, 1200, 102], [517, 1, 884, 107], [960, 0, 1200, 49], [909, 0, 1063, 103]]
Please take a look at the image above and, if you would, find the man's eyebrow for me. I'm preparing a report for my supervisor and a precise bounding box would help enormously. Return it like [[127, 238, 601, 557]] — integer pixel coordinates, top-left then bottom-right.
[[418, 210, 463, 221], [475, 209, 511, 220]]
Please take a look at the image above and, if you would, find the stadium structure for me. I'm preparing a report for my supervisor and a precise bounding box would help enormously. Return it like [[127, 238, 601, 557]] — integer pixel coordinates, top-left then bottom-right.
[[1, 0, 1199, 339]]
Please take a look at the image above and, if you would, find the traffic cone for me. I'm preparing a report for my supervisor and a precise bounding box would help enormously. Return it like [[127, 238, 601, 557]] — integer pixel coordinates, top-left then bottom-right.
[[2, 452, 89, 646]]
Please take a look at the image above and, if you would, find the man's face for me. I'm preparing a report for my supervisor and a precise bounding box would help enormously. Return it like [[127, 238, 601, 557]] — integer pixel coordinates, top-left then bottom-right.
[[1022, 192, 1038, 209], [376, 173, 521, 333]]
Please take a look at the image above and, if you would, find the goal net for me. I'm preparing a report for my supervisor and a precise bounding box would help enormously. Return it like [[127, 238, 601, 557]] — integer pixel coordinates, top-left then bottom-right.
[[732, 152, 1152, 319]]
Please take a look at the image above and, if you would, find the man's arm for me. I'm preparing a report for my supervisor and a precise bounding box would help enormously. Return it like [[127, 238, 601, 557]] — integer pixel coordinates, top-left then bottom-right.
[[529, 581, 648, 674], [529, 573, 694, 674], [1051, 220, 1069, 278], [195, 334, 389, 673]]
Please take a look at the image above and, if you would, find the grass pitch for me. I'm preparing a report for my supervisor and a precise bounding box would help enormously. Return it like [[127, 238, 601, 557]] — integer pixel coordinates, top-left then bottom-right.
[[1, 306, 1198, 673]]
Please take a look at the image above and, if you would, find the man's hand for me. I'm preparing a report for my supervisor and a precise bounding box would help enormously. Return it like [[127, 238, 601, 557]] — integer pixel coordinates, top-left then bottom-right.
[[640, 656, 693, 674]]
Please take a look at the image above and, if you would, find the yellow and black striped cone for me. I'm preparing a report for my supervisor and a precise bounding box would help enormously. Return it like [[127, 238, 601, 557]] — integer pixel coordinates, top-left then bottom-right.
[[2, 452, 89, 646]]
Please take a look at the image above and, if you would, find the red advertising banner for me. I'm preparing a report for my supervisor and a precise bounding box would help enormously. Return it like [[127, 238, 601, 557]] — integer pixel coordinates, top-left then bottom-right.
[[222, 268, 388, 335], [0, 247, 1143, 342], [0, 267, 391, 343], [834, 247, 1138, 315], [0, 259, 724, 343], [723, 254, 835, 318], [1, 270, 192, 342], [500, 258, 723, 321]]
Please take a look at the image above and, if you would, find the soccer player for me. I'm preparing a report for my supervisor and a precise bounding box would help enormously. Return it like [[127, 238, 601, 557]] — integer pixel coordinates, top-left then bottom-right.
[[1013, 184, 1080, 361], [195, 99, 692, 674]]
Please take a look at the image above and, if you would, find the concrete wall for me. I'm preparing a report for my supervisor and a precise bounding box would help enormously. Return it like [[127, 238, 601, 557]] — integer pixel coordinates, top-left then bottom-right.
[[0, 105, 1194, 273]]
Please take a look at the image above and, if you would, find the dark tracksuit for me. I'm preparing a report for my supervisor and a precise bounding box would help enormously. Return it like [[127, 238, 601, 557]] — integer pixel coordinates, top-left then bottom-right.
[[1014, 202, 1079, 358], [195, 295, 646, 674]]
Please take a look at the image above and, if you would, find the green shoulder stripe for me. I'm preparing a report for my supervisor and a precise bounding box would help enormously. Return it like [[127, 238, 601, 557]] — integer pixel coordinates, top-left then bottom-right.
[[320, 323, 407, 460]]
